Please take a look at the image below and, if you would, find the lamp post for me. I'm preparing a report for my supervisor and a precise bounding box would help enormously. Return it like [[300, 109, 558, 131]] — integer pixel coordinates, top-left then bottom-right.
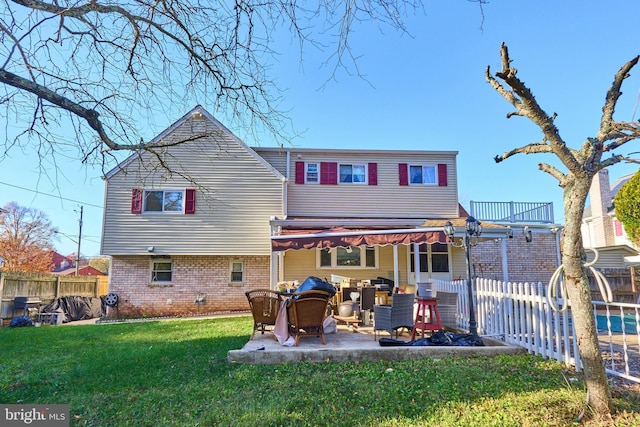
[[443, 216, 482, 336]]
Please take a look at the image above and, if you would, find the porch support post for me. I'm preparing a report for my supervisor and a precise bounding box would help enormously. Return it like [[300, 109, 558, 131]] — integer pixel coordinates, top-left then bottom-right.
[[501, 238, 509, 283], [393, 245, 399, 291], [413, 243, 421, 283], [270, 251, 278, 289]]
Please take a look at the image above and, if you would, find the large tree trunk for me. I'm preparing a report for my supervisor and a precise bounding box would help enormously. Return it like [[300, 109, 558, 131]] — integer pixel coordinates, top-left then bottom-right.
[[561, 177, 612, 414]]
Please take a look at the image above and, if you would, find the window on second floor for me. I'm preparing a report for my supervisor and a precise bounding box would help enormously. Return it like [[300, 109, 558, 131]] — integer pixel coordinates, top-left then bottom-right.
[[318, 246, 377, 268], [145, 190, 184, 212], [409, 165, 437, 185], [131, 188, 196, 214], [614, 219, 624, 237], [339, 164, 367, 184], [306, 163, 319, 183]]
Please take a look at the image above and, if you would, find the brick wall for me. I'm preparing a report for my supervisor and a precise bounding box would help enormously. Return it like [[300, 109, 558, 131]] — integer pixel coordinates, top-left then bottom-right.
[[109, 255, 270, 317], [472, 233, 559, 284]]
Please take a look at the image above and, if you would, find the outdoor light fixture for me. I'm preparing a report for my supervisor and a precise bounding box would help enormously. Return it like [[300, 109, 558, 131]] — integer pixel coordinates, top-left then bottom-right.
[[147, 246, 155, 253], [442, 216, 482, 337], [443, 221, 455, 240], [506, 227, 513, 238], [524, 226, 533, 243]]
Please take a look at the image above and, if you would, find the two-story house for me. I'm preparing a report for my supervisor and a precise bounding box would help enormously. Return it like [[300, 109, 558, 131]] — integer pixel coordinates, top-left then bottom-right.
[[102, 106, 562, 317], [581, 169, 639, 302]]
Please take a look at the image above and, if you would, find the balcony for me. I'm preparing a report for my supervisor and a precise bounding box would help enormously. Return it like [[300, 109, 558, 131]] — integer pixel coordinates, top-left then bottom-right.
[[469, 201, 555, 224]]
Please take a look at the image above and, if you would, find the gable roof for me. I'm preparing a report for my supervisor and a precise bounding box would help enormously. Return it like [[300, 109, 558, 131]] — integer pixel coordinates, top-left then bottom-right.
[[55, 265, 106, 276], [103, 105, 285, 181]]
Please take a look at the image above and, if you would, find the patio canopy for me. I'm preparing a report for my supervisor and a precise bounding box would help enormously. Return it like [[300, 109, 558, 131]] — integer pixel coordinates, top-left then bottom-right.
[[271, 226, 448, 252]]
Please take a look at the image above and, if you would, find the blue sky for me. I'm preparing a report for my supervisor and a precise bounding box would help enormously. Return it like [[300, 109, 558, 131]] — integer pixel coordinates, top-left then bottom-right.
[[2, 0, 640, 257]]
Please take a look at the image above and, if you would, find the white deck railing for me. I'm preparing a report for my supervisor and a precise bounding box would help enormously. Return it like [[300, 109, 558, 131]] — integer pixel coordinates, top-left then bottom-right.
[[469, 201, 555, 224], [432, 278, 640, 383]]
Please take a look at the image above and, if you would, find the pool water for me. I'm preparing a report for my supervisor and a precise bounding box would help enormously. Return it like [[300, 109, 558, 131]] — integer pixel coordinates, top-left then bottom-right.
[[596, 314, 639, 335]]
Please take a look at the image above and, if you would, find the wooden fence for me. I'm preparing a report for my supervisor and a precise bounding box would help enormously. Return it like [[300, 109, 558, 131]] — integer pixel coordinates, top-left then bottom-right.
[[433, 278, 640, 383], [0, 272, 103, 321]]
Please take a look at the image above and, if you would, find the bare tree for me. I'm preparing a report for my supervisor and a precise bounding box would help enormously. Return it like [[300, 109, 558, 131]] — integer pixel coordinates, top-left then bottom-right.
[[0, 201, 58, 272], [0, 0, 435, 177], [486, 42, 640, 416]]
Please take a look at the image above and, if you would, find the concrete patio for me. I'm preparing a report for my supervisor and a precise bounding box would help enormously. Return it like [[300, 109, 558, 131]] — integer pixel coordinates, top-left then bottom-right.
[[227, 323, 524, 364]]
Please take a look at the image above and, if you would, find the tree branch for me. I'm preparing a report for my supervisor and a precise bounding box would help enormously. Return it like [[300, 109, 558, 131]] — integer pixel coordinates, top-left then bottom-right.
[[488, 43, 582, 172]]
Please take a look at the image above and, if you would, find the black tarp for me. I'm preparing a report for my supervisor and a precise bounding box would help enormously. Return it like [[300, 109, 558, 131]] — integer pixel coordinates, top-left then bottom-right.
[[41, 296, 105, 323], [379, 329, 484, 347]]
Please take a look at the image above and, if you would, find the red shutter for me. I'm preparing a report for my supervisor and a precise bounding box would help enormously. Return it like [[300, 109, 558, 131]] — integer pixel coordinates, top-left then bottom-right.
[[131, 188, 143, 214], [368, 163, 378, 185], [614, 219, 623, 236], [295, 161, 305, 184], [438, 164, 448, 186], [398, 164, 408, 186], [185, 188, 196, 214], [320, 162, 338, 185]]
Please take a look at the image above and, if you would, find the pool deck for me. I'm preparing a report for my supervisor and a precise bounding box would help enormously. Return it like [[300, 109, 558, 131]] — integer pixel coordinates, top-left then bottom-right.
[[227, 324, 524, 365]]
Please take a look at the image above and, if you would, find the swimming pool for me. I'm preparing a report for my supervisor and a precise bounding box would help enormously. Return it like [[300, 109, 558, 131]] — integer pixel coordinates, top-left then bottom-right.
[[596, 314, 639, 335]]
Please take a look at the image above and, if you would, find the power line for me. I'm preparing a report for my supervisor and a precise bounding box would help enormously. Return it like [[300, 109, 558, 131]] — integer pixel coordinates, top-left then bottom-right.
[[0, 180, 103, 209]]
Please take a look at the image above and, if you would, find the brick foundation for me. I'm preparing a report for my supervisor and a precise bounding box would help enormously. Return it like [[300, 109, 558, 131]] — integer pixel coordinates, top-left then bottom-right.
[[109, 255, 270, 317]]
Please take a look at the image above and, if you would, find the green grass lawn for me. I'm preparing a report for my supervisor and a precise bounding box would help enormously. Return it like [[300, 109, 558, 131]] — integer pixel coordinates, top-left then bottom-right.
[[0, 316, 638, 426]]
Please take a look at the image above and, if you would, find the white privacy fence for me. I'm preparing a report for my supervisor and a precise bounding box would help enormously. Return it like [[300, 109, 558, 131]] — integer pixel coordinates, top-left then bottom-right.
[[432, 278, 640, 384]]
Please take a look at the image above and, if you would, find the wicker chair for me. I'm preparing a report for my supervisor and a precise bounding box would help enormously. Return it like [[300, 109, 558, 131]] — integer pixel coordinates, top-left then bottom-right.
[[286, 290, 331, 346], [245, 289, 282, 339], [373, 293, 415, 340]]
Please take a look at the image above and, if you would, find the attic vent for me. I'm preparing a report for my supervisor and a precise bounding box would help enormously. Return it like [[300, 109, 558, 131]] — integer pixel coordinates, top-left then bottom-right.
[[191, 111, 206, 132]]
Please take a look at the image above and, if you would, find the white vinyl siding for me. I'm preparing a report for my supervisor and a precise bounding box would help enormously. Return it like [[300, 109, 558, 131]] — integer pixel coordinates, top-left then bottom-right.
[[102, 115, 284, 256], [256, 150, 459, 219]]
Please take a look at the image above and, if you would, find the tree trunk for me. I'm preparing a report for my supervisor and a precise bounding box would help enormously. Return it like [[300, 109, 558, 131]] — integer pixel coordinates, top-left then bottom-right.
[[562, 177, 612, 414]]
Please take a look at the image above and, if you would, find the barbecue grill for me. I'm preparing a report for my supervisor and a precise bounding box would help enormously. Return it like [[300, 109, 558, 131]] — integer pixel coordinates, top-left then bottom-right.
[[13, 296, 42, 317]]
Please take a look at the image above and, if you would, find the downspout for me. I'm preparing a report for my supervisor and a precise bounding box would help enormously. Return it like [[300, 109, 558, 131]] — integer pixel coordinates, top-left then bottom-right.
[[502, 238, 509, 283]]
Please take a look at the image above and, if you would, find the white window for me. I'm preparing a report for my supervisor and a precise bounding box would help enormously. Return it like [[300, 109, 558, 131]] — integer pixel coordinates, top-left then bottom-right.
[[151, 259, 173, 283], [339, 164, 366, 184], [306, 163, 319, 183], [318, 246, 377, 268], [144, 190, 184, 212], [230, 261, 244, 283], [409, 165, 437, 185], [409, 243, 450, 274]]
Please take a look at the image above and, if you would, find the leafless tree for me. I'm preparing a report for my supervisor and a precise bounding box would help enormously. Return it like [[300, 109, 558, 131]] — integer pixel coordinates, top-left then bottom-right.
[[487, 42, 640, 417], [0, 0, 437, 176]]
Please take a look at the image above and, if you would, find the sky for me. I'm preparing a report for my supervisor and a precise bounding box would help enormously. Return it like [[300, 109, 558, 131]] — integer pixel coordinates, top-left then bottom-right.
[[2, 0, 640, 257]]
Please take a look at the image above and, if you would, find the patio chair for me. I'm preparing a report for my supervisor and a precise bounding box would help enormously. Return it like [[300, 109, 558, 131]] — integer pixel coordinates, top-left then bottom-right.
[[373, 293, 415, 340], [245, 289, 282, 339], [286, 290, 331, 346]]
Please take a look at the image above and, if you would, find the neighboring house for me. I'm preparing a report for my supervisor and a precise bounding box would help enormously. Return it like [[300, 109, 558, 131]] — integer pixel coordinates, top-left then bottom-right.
[[581, 169, 639, 302], [55, 265, 106, 277], [582, 169, 637, 250], [50, 251, 74, 272], [101, 106, 562, 317]]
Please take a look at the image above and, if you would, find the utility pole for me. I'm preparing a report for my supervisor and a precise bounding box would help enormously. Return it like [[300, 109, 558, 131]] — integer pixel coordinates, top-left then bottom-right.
[[76, 206, 83, 276]]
